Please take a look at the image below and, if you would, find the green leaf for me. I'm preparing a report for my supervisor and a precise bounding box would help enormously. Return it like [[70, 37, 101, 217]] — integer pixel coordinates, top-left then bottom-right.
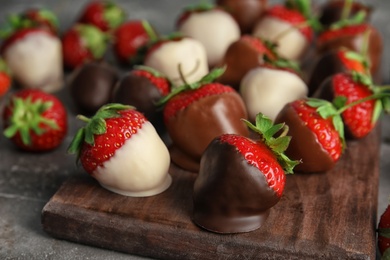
[[333, 96, 348, 109], [103, 2, 126, 30], [379, 227, 390, 239], [268, 136, 291, 154], [67, 128, 85, 155], [382, 248, 390, 260], [77, 24, 109, 59], [372, 99, 383, 124]]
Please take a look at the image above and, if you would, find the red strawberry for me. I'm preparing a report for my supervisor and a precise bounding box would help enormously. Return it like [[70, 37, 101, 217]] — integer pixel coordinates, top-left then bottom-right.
[[274, 98, 345, 173], [62, 24, 109, 70], [192, 113, 298, 233], [67, 104, 172, 197], [0, 58, 11, 97], [378, 204, 390, 257], [113, 20, 158, 66], [78, 0, 125, 32], [2, 89, 67, 152], [313, 72, 386, 139], [157, 67, 249, 172]]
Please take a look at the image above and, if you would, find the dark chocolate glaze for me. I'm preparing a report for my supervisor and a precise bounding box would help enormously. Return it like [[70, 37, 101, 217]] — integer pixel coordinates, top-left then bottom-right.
[[316, 25, 383, 83], [274, 103, 335, 173], [319, 0, 372, 29], [112, 71, 165, 132], [216, 38, 265, 90], [68, 62, 119, 115], [167, 92, 249, 172], [216, 0, 268, 34], [193, 139, 278, 233]]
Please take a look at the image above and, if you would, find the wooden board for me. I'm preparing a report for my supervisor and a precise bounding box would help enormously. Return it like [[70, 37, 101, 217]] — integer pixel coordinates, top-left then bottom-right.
[[41, 127, 380, 260]]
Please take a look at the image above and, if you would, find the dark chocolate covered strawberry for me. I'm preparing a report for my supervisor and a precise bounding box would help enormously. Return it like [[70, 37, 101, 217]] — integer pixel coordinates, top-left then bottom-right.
[[112, 66, 171, 132], [193, 113, 298, 233], [68, 104, 171, 197], [158, 67, 249, 172], [274, 98, 345, 173], [215, 0, 268, 34]]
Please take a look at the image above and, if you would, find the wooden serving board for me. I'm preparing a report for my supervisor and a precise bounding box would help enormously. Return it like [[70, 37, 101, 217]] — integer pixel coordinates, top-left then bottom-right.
[[41, 127, 380, 260]]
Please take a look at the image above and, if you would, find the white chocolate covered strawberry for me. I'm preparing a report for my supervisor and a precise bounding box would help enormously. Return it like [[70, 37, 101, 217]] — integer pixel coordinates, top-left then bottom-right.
[[68, 104, 172, 197]]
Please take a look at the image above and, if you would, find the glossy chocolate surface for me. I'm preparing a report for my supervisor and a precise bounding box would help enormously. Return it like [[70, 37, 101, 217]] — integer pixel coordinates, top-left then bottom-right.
[[274, 103, 335, 173], [68, 62, 119, 115], [193, 138, 278, 233], [216, 0, 268, 34], [167, 91, 249, 172]]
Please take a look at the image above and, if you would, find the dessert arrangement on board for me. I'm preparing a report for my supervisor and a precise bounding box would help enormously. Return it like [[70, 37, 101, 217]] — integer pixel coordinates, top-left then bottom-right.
[[0, 0, 389, 258]]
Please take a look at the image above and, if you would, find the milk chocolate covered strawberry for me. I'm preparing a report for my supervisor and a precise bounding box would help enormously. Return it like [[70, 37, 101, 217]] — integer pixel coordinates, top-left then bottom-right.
[[158, 68, 249, 172], [193, 113, 298, 233], [68, 104, 171, 197]]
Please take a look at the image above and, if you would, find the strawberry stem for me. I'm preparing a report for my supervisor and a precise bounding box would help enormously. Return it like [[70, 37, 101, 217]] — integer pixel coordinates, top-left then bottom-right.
[[341, 0, 353, 20], [142, 20, 158, 42]]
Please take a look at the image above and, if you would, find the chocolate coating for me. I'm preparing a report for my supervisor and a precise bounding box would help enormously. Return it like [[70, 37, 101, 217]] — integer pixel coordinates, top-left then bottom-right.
[[167, 92, 249, 172], [112, 71, 165, 131], [69, 62, 119, 115], [216, 0, 268, 34], [319, 0, 372, 29], [274, 103, 335, 173], [316, 25, 383, 83], [193, 139, 278, 233], [216, 38, 265, 90]]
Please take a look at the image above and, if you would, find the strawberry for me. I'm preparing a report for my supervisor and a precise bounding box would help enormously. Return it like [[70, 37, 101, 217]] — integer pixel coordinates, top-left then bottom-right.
[[144, 35, 209, 87], [215, 0, 267, 34], [313, 72, 389, 139], [378, 203, 390, 258], [78, 0, 125, 32], [113, 20, 158, 66], [67, 103, 172, 197], [2, 89, 67, 152], [19, 8, 59, 34], [252, 0, 320, 61], [157, 67, 249, 172], [274, 98, 345, 173], [308, 47, 369, 95], [0, 58, 11, 97], [176, 3, 240, 68], [112, 66, 171, 131], [192, 113, 299, 233], [62, 24, 109, 70]]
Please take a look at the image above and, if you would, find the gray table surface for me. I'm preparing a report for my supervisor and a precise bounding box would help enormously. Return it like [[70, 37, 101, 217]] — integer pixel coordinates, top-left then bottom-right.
[[0, 0, 389, 259]]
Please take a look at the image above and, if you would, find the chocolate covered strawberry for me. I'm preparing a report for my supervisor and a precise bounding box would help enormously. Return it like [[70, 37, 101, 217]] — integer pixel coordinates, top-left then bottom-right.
[[113, 20, 158, 66], [216, 35, 276, 90], [78, 0, 125, 32], [215, 0, 268, 34], [274, 98, 345, 173], [378, 203, 390, 258], [176, 3, 240, 68], [308, 47, 368, 95], [112, 66, 171, 132], [3, 89, 67, 152], [313, 72, 389, 139], [144, 35, 209, 87], [62, 23, 109, 70], [157, 68, 249, 172], [252, 0, 319, 61], [316, 23, 383, 81], [0, 58, 11, 97], [193, 113, 299, 233], [1, 25, 63, 92], [239, 53, 307, 122], [68, 104, 171, 197]]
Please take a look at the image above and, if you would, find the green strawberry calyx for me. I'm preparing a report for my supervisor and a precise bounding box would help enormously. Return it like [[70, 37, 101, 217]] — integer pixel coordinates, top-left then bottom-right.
[[3, 95, 59, 146], [285, 0, 323, 32], [329, 0, 367, 30], [103, 2, 126, 30], [156, 66, 226, 106], [0, 58, 11, 75], [76, 24, 110, 59], [67, 103, 134, 159], [242, 113, 300, 174], [263, 39, 302, 74], [183, 2, 215, 13]]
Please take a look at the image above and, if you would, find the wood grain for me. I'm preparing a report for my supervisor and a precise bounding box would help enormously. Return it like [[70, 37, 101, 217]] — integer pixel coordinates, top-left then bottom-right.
[[41, 127, 380, 260]]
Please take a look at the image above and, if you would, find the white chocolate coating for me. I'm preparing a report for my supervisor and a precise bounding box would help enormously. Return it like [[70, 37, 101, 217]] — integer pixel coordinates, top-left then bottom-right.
[[252, 16, 308, 61], [240, 67, 308, 122], [4, 32, 63, 93], [144, 37, 209, 87], [93, 121, 172, 197], [178, 9, 240, 68]]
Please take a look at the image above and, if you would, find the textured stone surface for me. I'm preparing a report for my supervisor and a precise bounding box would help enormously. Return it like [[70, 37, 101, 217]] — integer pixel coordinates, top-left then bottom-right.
[[0, 0, 389, 259]]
